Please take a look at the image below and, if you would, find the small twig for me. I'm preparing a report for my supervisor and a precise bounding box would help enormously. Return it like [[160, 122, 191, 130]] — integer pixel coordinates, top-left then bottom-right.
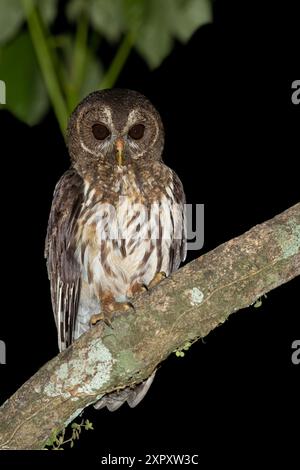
[[21, 0, 69, 135], [66, 14, 89, 111], [45, 419, 94, 450], [100, 31, 135, 89]]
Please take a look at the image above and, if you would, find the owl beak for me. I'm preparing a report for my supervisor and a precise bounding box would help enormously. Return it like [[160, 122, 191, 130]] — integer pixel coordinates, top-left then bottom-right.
[[115, 138, 125, 166]]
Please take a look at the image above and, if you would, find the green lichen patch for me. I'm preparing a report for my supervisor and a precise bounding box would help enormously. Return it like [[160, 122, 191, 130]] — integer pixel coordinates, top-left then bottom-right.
[[114, 349, 143, 378], [43, 338, 113, 399], [276, 219, 300, 260]]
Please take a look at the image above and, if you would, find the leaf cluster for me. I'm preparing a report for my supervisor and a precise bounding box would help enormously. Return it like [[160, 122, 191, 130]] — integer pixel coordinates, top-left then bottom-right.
[[0, 0, 211, 130], [44, 418, 94, 450]]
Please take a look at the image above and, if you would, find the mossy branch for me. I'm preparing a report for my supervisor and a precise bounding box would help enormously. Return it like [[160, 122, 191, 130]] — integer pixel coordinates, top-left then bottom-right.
[[0, 204, 299, 449]]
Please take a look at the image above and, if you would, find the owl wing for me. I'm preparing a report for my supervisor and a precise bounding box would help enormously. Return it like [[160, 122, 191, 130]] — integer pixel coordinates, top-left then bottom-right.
[[45, 169, 84, 351], [168, 170, 187, 273]]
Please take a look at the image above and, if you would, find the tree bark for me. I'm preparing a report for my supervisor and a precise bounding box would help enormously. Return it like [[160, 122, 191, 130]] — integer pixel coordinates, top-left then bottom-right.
[[0, 204, 299, 450]]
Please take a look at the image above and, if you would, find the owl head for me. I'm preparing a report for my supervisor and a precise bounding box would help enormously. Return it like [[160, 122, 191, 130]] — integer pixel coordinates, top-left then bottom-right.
[[67, 89, 164, 169]]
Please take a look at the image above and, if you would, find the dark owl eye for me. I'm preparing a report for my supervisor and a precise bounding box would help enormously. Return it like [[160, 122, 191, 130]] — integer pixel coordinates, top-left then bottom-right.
[[92, 123, 110, 140], [128, 124, 145, 140]]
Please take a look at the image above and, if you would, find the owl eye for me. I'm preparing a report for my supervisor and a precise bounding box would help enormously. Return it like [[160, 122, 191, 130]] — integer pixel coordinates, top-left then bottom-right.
[[92, 123, 110, 140], [128, 124, 145, 140]]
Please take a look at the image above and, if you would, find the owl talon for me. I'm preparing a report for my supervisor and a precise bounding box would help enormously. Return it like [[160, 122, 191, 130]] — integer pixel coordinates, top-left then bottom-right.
[[89, 313, 106, 327], [115, 301, 135, 311], [127, 301, 135, 311], [127, 282, 148, 298], [113, 301, 135, 317], [90, 300, 135, 327], [148, 271, 167, 289]]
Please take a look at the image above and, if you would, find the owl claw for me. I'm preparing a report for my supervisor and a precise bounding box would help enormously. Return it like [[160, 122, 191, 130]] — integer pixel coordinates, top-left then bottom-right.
[[89, 313, 106, 327], [103, 317, 113, 328], [148, 271, 167, 289], [90, 300, 135, 328], [126, 301, 135, 311], [112, 301, 135, 318], [127, 282, 148, 298]]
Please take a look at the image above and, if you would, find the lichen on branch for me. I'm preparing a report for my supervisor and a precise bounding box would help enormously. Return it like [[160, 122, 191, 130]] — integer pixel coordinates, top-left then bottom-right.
[[0, 203, 299, 450]]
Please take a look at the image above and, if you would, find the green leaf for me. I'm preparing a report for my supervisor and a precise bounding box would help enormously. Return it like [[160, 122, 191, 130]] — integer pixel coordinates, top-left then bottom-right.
[[254, 299, 262, 308], [89, 0, 125, 43], [66, 0, 88, 22], [67, 0, 125, 42], [0, 0, 24, 44], [135, 0, 212, 69], [0, 32, 49, 125], [182, 341, 192, 351], [122, 0, 145, 33], [71, 422, 80, 430], [171, 0, 212, 43], [175, 350, 185, 357], [44, 435, 55, 447], [37, 0, 59, 25], [135, 0, 173, 69], [67, 0, 212, 71], [84, 419, 94, 430], [59, 39, 102, 110]]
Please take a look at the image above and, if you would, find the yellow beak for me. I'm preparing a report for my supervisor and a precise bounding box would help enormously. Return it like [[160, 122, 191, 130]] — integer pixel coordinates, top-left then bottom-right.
[[115, 138, 125, 166]]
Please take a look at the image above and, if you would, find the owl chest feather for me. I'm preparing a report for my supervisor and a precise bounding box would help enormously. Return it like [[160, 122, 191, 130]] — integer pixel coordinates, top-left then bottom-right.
[[75, 166, 174, 298]]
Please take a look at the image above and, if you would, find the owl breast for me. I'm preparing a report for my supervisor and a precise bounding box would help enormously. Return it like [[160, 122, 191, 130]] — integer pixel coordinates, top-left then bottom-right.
[[74, 166, 177, 338]]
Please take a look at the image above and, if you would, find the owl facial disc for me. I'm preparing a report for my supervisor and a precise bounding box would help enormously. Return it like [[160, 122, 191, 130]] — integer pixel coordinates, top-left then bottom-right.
[[67, 88, 165, 169]]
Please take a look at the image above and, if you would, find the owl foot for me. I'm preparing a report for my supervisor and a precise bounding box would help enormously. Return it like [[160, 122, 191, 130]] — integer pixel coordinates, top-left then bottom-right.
[[90, 300, 134, 327], [127, 274, 165, 299], [148, 271, 166, 289], [90, 312, 111, 327], [128, 281, 148, 298]]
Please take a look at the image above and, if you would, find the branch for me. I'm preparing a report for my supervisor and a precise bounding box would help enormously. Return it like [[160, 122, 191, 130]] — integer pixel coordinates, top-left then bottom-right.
[[0, 204, 299, 450]]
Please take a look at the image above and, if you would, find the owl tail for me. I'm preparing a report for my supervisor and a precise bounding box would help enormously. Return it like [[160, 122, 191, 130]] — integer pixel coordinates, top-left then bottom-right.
[[94, 371, 156, 412]]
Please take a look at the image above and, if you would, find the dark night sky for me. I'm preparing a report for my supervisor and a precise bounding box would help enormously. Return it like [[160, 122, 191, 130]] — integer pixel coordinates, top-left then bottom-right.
[[0, 0, 299, 465]]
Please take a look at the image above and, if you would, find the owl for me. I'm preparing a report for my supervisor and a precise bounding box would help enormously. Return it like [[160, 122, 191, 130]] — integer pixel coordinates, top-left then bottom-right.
[[45, 89, 186, 410]]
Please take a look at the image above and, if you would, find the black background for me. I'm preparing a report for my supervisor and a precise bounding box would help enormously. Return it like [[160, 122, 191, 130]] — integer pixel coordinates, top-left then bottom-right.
[[0, 0, 299, 466]]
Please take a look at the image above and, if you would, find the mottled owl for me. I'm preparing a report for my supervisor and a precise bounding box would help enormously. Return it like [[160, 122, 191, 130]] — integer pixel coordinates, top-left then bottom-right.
[[45, 89, 186, 410]]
